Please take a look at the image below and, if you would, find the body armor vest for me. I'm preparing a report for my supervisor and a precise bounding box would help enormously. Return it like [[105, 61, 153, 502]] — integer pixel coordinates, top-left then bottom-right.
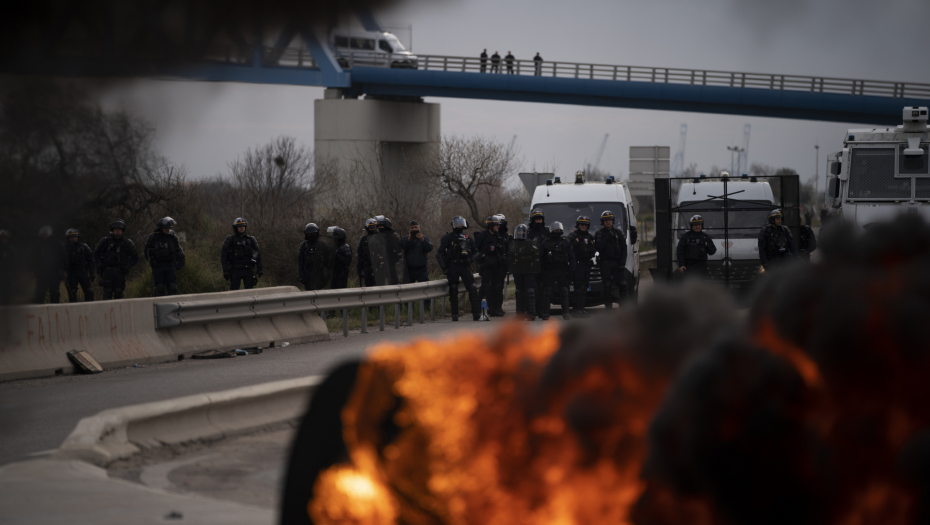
[[68, 245, 87, 268], [548, 239, 570, 267], [448, 235, 471, 264], [104, 240, 125, 267], [685, 233, 707, 261], [152, 238, 173, 264], [302, 241, 320, 267]]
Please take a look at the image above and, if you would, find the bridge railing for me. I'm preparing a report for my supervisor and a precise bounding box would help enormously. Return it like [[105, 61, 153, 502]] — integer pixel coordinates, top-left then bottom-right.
[[250, 46, 930, 100]]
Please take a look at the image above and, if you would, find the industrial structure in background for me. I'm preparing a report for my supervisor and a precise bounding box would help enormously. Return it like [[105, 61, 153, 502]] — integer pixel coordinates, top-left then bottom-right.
[[671, 124, 688, 176], [586, 134, 610, 176], [628, 146, 671, 212]]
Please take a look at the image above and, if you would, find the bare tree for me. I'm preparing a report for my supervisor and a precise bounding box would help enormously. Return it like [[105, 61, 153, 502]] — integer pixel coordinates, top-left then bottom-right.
[[419, 135, 522, 227]]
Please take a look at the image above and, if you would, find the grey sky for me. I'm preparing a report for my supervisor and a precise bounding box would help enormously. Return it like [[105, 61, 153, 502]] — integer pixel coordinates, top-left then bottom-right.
[[100, 0, 930, 187]]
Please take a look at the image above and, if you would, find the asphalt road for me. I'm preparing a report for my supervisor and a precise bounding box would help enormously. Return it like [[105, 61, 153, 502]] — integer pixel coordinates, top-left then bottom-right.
[[0, 310, 515, 466]]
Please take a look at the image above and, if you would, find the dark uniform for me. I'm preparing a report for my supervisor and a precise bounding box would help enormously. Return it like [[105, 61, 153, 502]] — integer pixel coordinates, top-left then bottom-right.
[[32, 227, 67, 304], [144, 218, 185, 296], [357, 218, 378, 287], [0, 231, 18, 305], [758, 210, 798, 270], [298, 223, 324, 291], [540, 223, 576, 320], [494, 214, 511, 316], [475, 216, 506, 317], [222, 218, 263, 290], [594, 211, 628, 309], [568, 217, 595, 316], [65, 230, 95, 302], [798, 224, 817, 262], [509, 224, 540, 321], [331, 227, 352, 290], [402, 223, 433, 284], [94, 220, 139, 300], [527, 209, 549, 316], [437, 216, 480, 321], [675, 215, 716, 280]]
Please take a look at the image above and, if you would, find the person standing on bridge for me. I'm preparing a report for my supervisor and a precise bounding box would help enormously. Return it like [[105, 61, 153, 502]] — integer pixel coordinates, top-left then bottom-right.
[[32, 226, 67, 304], [437, 216, 480, 322], [480, 49, 488, 73], [222, 218, 263, 291], [491, 51, 501, 73], [505, 51, 515, 74], [676, 215, 716, 280], [144, 217, 185, 297], [357, 218, 378, 287], [95, 219, 139, 300], [534, 52, 543, 76], [65, 229, 94, 302]]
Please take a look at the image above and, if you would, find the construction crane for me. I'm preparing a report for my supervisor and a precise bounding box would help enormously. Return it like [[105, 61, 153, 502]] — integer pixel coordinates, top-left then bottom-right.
[[671, 124, 687, 175], [508, 135, 517, 153], [738, 124, 751, 175], [586, 133, 609, 174]]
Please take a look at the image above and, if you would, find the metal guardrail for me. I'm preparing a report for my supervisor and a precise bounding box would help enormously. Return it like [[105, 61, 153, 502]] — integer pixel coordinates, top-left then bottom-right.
[[640, 249, 657, 264], [244, 46, 930, 101], [154, 275, 481, 336]]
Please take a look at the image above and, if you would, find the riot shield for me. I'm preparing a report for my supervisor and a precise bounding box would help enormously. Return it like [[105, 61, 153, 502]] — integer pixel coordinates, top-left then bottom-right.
[[307, 237, 335, 290], [508, 239, 541, 274], [368, 231, 409, 285]]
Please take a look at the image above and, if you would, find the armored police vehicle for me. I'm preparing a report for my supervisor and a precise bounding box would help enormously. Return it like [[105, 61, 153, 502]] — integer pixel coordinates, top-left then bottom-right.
[[824, 107, 930, 228], [523, 172, 641, 303], [675, 177, 776, 287]]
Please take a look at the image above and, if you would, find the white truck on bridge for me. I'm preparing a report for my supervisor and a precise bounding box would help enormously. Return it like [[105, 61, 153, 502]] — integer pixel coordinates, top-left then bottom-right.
[[825, 107, 930, 228]]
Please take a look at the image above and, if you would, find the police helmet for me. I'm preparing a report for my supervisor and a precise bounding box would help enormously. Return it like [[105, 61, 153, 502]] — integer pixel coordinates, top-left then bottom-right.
[[327, 226, 347, 239], [365, 218, 378, 230], [451, 216, 468, 230], [576, 215, 591, 228], [600, 210, 615, 224], [66, 228, 80, 238], [383, 217, 393, 230], [549, 221, 564, 235], [513, 224, 529, 240], [495, 214, 508, 229], [39, 225, 53, 237], [157, 217, 176, 230], [304, 223, 320, 235], [530, 209, 545, 222], [485, 215, 501, 229], [768, 209, 783, 223], [690, 215, 704, 226], [110, 219, 126, 231], [233, 217, 248, 231]]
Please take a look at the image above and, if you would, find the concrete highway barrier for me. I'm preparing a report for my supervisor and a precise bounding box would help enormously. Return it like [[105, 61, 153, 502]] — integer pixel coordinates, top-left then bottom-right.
[[53, 375, 322, 466], [0, 286, 326, 382]]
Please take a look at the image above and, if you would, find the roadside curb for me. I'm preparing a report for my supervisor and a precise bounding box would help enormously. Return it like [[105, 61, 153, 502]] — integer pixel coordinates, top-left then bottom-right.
[[52, 375, 322, 466]]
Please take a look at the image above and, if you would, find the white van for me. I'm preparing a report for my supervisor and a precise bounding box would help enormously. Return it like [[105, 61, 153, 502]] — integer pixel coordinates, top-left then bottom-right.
[[528, 175, 640, 303], [330, 30, 418, 69], [675, 177, 775, 287]]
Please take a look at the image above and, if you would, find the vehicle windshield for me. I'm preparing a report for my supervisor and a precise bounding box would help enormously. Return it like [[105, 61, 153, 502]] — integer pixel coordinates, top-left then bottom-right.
[[384, 34, 406, 52], [677, 199, 771, 239], [533, 202, 627, 236]]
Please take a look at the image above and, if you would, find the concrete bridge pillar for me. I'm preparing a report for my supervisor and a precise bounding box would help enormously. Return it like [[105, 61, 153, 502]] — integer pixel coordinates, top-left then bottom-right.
[[314, 89, 440, 216]]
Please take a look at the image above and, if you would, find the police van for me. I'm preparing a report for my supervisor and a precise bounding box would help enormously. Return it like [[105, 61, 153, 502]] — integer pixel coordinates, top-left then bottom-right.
[[522, 172, 640, 303], [824, 107, 930, 228], [675, 176, 776, 287], [330, 29, 418, 69]]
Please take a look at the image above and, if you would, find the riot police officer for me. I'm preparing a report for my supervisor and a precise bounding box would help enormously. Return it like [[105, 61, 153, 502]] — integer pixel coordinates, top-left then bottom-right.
[[758, 209, 797, 270], [0, 230, 18, 305], [144, 217, 185, 296], [568, 216, 595, 317], [65, 229, 94, 302], [475, 215, 506, 317], [357, 218, 378, 287], [494, 214, 511, 316], [527, 208, 548, 241], [330, 227, 352, 289], [540, 222, 576, 320], [298, 223, 326, 291], [437, 216, 480, 321], [675, 215, 717, 280], [402, 221, 433, 284], [594, 210, 628, 309], [509, 224, 540, 320], [95, 219, 139, 300], [222, 218, 263, 290], [798, 221, 817, 262], [31, 226, 67, 304]]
